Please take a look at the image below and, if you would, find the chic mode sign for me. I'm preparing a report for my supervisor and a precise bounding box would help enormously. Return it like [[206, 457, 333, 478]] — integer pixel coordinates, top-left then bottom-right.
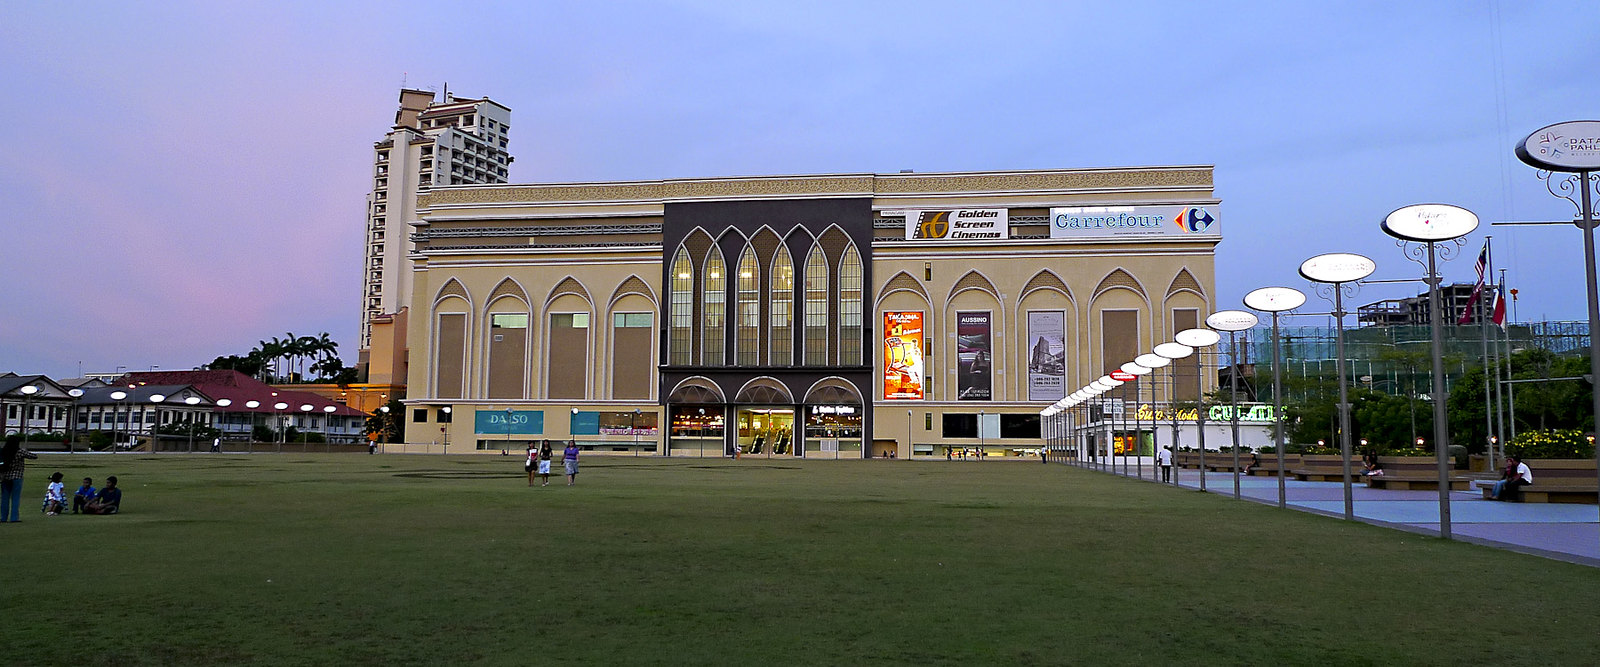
[[901, 209, 1009, 240], [1049, 205, 1220, 239]]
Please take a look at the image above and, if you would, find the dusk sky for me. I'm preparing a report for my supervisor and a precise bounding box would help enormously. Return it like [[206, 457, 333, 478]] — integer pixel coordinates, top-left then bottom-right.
[[2, 1, 1596, 378]]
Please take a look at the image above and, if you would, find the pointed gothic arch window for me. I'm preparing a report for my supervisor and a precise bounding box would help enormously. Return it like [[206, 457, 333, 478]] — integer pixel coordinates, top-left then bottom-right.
[[736, 246, 760, 366], [702, 247, 727, 366], [804, 244, 829, 365], [770, 244, 794, 366], [669, 247, 693, 365], [838, 243, 863, 365]]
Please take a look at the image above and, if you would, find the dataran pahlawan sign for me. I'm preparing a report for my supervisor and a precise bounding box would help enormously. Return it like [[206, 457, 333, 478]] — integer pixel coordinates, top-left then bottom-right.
[[1049, 205, 1221, 239], [901, 209, 1009, 240]]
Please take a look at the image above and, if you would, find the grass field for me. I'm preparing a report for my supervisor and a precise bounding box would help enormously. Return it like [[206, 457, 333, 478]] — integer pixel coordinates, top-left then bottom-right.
[[2, 454, 1598, 666]]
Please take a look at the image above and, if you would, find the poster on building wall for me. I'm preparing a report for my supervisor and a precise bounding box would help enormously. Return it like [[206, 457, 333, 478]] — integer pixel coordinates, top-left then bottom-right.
[[900, 209, 1009, 240], [956, 311, 992, 400], [1027, 311, 1066, 401], [883, 311, 924, 400]]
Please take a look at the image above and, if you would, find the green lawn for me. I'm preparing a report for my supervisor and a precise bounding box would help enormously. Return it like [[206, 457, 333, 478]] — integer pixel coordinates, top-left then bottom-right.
[[2, 454, 1597, 665]]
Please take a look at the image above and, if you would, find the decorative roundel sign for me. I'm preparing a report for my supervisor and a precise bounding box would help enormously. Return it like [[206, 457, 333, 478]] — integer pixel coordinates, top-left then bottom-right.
[[1205, 310, 1259, 332], [1244, 286, 1307, 313], [1516, 120, 1600, 172], [1135, 353, 1170, 369], [1380, 204, 1478, 243], [1299, 253, 1376, 284], [1109, 371, 1137, 382]]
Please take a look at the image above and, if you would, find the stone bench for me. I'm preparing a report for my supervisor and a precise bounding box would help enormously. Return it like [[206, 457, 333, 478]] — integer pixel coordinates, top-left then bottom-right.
[[1475, 460, 1597, 503]]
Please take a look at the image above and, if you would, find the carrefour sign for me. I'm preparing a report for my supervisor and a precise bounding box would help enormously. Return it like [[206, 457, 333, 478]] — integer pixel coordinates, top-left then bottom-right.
[[1050, 205, 1220, 239]]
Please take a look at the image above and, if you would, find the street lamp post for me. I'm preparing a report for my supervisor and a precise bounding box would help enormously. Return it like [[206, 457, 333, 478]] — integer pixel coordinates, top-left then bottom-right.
[[214, 399, 232, 452], [1136, 354, 1171, 483], [19, 385, 38, 442], [147, 394, 166, 452], [378, 405, 391, 453], [299, 404, 314, 447], [67, 388, 84, 453], [1382, 203, 1478, 540], [1177, 328, 1220, 492], [1155, 342, 1194, 487], [323, 405, 336, 452], [443, 406, 455, 455], [1121, 361, 1153, 480], [505, 407, 515, 453], [244, 400, 260, 454], [1515, 123, 1600, 547], [1300, 252, 1377, 521], [109, 390, 129, 452], [1207, 311, 1260, 500], [273, 402, 289, 453], [1244, 286, 1306, 509], [184, 396, 201, 452]]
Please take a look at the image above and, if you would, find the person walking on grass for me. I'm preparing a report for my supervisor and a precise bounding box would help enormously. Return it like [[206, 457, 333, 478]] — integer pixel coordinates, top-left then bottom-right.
[[1, 434, 39, 523], [539, 441, 553, 486], [563, 440, 580, 486], [534, 438, 547, 486]]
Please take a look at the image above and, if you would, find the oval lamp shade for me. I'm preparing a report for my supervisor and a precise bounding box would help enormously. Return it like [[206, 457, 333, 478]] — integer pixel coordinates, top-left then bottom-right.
[[1154, 342, 1194, 359], [1244, 286, 1307, 313], [1176, 328, 1221, 347]]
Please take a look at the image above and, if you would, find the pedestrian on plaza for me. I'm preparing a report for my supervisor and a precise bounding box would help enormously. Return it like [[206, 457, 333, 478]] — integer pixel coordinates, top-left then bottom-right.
[[1, 434, 39, 523], [1157, 445, 1173, 483], [539, 441, 553, 486], [563, 440, 580, 486]]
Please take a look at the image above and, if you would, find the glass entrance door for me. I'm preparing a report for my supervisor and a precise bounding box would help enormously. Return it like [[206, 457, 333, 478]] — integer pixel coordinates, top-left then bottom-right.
[[668, 405, 723, 457], [735, 407, 794, 457]]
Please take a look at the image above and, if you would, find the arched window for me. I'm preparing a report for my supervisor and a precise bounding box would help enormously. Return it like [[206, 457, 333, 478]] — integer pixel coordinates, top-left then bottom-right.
[[838, 243, 863, 365], [669, 247, 693, 365], [736, 246, 760, 366], [770, 245, 793, 366], [804, 244, 829, 365], [702, 247, 726, 365]]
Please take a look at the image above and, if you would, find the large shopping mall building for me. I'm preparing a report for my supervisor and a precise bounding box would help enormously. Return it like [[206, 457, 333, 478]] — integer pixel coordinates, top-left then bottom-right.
[[396, 166, 1220, 457]]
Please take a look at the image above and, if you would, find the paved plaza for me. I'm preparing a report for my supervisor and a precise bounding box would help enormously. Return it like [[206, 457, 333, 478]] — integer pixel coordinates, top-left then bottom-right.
[[1069, 457, 1600, 565]]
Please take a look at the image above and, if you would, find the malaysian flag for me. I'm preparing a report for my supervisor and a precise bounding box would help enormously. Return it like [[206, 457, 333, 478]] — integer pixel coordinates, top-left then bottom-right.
[[1456, 242, 1488, 325]]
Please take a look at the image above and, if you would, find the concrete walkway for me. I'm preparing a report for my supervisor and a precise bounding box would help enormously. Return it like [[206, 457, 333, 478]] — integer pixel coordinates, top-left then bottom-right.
[[1067, 457, 1600, 566]]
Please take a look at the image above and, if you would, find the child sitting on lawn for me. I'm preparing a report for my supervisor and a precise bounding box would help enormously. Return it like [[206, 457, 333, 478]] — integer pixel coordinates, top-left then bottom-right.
[[42, 472, 65, 515], [72, 477, 96, 514], [85, 476, 122, 515]]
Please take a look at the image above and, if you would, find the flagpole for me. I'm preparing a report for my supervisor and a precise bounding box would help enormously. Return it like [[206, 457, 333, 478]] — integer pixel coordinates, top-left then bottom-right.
[[1479, 237, 1496, 472], [1491, 270, 1504, 457]]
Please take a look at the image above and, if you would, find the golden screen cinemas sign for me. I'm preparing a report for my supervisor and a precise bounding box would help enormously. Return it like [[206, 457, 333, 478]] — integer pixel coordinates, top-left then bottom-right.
[[1049, 205, 1220, 239], [902, 209, 1008, 240]]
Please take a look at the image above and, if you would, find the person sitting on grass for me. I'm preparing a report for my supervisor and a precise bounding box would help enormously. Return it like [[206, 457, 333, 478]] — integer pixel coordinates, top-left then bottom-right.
[[85, 476, 122, 515], [42, 472, 65, 516], [72, 477, 96, 514]]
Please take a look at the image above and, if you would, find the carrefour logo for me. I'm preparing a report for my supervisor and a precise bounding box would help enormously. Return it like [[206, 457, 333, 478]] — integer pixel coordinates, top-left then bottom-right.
[[1173, 207, 1215, 233]]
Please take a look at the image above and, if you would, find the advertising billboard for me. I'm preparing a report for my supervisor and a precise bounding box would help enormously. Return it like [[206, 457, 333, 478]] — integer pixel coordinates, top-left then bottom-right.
[[1049, 205, 1220, 240], [883, 311, 924, 400], [900, 209, 1009, 240], [955, 311, 991, 400], [474, 409, 544, 435], [1026, 311, 1066, 401]]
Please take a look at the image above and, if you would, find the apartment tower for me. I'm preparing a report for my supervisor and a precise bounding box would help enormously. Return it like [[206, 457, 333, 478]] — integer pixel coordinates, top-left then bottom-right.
[[359, 89, 512, 381]]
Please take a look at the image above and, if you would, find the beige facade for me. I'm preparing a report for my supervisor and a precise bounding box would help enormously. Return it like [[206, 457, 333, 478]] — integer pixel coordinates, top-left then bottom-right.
[[400, 167, 1218, 457]]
